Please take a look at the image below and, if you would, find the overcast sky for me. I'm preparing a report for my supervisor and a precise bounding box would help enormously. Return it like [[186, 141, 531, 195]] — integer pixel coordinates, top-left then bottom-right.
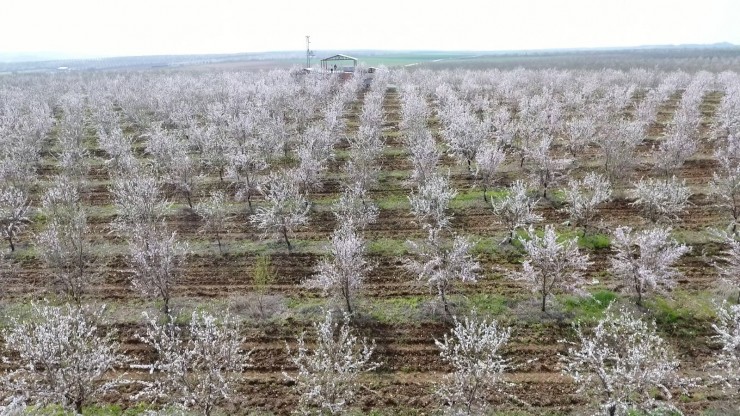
[[1, 0, 738, 58]]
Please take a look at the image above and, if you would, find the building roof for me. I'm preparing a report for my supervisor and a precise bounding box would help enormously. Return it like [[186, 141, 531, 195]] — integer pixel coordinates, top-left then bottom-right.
[[321, 54, 358, 62]]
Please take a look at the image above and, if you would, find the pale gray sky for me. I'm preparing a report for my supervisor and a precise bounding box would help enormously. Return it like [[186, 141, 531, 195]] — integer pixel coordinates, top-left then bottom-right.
[[1, 0, 738, 57]]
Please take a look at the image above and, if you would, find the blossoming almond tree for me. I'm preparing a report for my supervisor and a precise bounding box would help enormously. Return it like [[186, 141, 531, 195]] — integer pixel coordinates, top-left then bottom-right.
[[194, 190, 230, 255], [711, 302, 740, 395], [561, 172, 612, 234], [331, 185, 378, 230], [305, 222, 371, 314], [405, 230, 480, 317], [1, 303, 124, 414], [610, 226, 690, 306], [435, 314, 512, 415], [474, 141, 506, 202], [0, 187, 30, 252], [491, 180, 542, 244], [511, 225, 591, 312], [630, 176, 691, 224], [250, 170, 310, 251], [36, 207, 97, 305], [409, 173, 457, 232], [284, 310, 379, 415], [709, 134, 740, 231], [138, 310, 251, 416], [560, 304, 686, 416], [128, 225, 188, 316], [714, 231, 740, 302]]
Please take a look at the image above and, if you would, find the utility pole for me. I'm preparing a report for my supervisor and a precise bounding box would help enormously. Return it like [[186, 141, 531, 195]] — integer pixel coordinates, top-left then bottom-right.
[[306, 35, 311, 68]]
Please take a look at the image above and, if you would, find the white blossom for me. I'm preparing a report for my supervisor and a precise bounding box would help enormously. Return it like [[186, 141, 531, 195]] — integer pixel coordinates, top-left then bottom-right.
[[305, 222, 371, 314], [0, 187, 30, 252], [409, 174, 457, 231], [1, 303, 124, 414], [714, 232, 740, 303], [435, 314, 512, 416], [610, 226, 690, 306], [284, 310, 379, 415], [474, 141, 506, 202], [491, 180, 542, 242], [598, 120, 645, 182], [194, 190, 230, 254], [250, 170, 310, 250], [564, 116, 596, 157], [405, 230, 479, 316], [111, 174, 168, 231], [512, 225, 591, 312], [331, 185, 378, 230], [524, 135, 572, 199], [36, 207, 97, 305], [138, 310, 250, 416], [128, 225, 188, 315], [709, 134, 740, 231], [711, 302, 740, 394], [630, 176, 691, 224], [407, 129, 440, 187], [654, 131, 697, 176], [561, 172, 612, 232], [560, 304, 685, 416]]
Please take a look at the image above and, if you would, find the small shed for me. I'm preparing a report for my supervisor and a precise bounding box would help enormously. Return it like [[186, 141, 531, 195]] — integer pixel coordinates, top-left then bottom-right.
[[321, 54, 358, 73]]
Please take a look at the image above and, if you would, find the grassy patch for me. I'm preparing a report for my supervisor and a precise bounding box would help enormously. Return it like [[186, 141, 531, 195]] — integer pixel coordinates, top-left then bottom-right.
[[375, 193, 409, 210], [450, 188, 485, 207], [367, 238, 409, 257], [647, 291, 718, 338], [508, 228, 610, 252], [562, 290, 618, 322], [284, 296, 328, 322], [365, 296, 427, 323], [576, 233, 611, 250], [472, 237, 501, 257], [467, 293, 509, 317]]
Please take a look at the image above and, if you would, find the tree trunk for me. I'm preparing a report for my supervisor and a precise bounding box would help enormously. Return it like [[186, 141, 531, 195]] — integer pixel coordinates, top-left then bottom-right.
[[345, 293, 353, 315], [440, 286, 452, 318], [257, 293, 266, 320], [282, 226, 292, 250], [162, 297, 170, 316], [216, 233, 223, 255], [7, 235, 14, 252], [542, 277, 547, 312], [541, 289, 547, 312]]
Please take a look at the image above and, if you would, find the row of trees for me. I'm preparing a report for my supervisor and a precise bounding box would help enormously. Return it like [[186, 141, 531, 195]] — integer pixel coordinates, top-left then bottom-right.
[[3, 299, 740, 416], [1, 65, 737, 324], [2, 68, 739, 252]]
